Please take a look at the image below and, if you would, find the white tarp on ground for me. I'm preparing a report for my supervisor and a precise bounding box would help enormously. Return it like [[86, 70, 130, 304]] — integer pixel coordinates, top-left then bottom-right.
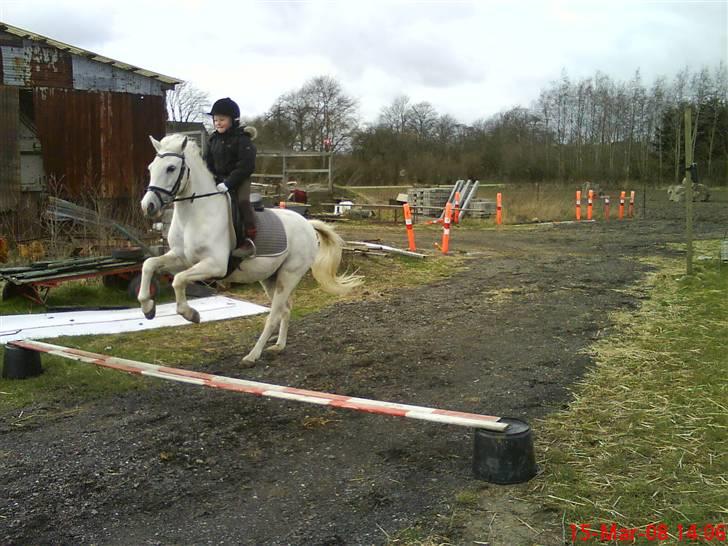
[[0, 296, 269, 344]]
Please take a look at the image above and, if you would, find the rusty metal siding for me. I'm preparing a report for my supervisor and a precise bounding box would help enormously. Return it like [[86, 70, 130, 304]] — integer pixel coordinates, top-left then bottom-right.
[[1, 45, 29, 86], [1, 42, 73, 87], [71, 56, 165, 96], [33, 88, 165, 200], [1, 42, 73, 88], [0, 85, 20, 211], [29, 46, 72, 88]]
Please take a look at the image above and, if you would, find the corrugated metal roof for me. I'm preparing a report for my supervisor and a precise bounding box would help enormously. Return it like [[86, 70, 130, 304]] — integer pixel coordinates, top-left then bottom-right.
[[0, 21, 182, 86]]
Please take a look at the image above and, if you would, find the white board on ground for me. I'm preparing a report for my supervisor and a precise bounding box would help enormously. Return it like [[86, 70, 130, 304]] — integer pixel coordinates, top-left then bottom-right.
[[0, 296, 269, 344]]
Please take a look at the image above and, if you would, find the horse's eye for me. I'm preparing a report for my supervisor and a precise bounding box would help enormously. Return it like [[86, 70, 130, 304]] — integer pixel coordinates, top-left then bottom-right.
[[167, 165, 176, 173]]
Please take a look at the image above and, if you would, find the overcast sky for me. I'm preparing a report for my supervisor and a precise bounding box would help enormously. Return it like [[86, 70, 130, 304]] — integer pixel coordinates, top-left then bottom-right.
[[1, 0, 726, 123]]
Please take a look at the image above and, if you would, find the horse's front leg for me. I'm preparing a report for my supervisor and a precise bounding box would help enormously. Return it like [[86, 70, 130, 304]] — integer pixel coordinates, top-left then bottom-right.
[[171, 257, 227, 323], [138, 253, 185, 320]]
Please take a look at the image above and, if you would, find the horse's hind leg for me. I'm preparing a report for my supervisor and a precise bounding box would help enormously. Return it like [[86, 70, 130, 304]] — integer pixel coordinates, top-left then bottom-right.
[[259, 277, 279, 344], [265, 295, 293, 354], [244, 270, 302, 364]]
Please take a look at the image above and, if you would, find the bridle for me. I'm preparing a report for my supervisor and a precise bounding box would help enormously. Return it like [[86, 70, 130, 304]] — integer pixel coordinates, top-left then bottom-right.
[[147, 152, 189, 207], [146, 152, 221, 207]]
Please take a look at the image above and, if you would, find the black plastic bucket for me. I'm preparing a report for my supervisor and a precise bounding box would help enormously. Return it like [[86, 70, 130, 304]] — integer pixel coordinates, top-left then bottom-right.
[[472, 417, 538, 484], [2, 344, 43, 379]]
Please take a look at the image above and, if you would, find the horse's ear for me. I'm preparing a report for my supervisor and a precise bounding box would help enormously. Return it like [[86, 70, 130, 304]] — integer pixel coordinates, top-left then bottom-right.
[[181, 136, 188, 151], [149, 135, 162, 152]]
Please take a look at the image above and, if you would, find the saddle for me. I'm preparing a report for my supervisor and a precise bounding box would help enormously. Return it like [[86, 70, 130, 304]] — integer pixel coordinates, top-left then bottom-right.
[[223, 193, 288, 277]]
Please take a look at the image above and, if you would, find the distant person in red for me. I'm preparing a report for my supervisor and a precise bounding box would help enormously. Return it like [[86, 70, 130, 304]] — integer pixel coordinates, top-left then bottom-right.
[[205, 97, 258, 258], [287, 183, 308, 204]]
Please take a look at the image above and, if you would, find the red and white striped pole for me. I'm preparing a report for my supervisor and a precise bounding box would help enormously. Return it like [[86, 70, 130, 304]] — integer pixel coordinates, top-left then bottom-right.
[[453, 191, 461, 224], [403, 203, 416, 251], [496, 192, 502, 225], [604, 195, 611, 221], [619, 191, 625, 220], [575, 190, 582, 221], [9, 340, 507, 431], [441, 202, 453, 254], [628, 190, 635, 218], [587, 190, 593, 221]]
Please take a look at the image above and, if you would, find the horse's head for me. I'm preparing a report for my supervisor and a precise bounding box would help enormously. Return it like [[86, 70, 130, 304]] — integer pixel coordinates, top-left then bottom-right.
[[142, 135, 189, 219]]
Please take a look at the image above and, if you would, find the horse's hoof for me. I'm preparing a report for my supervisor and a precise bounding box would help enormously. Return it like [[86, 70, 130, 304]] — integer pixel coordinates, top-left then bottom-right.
[[241, 355, 257, 368], [265, 344, 284, 354], [141, 301, 156, 320], [185, 309, 200, 324]]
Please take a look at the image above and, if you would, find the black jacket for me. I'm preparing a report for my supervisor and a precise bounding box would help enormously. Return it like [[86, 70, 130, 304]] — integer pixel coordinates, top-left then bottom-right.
[[205, 127, 256, 192]]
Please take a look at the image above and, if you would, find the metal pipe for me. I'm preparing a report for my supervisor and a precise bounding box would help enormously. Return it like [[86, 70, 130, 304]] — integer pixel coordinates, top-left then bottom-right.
[[458, 180, 479, 220], [439, 179, 463, 219]]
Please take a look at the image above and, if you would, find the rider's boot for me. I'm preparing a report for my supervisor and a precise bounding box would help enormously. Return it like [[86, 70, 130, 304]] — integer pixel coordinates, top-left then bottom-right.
[[231, 226, 257, 258]]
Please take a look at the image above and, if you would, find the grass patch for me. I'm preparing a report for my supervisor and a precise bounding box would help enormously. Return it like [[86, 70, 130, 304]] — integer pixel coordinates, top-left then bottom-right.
[[533, 239, 727, 533]]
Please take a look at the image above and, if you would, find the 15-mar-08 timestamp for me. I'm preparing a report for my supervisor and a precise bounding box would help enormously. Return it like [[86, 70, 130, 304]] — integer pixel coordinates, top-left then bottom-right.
[[570, 522, 726, 542]]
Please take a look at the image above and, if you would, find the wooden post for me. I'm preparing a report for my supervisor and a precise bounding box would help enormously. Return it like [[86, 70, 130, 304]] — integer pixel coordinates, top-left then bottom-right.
[[604, 195, 610, 221], [618, 191, 625, 220], [684, 108, 694, 275], [328, 152, 334, 196], [282, 154, 288, 203], [496, 192, 502, 225]]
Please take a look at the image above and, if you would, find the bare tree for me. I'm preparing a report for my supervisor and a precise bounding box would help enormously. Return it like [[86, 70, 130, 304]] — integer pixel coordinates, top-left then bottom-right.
[[265, 75, 359, 152], [166, 81, 211, 123], [407, 101, 438, 141], [378, 95, 412, 133]]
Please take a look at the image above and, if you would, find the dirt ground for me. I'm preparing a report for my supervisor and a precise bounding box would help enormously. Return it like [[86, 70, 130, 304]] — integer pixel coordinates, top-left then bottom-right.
[[2, 195, 726, 545]]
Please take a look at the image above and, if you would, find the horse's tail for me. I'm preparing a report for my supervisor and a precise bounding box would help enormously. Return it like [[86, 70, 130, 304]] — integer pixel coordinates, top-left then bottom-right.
[[309, 220, 363, 295]]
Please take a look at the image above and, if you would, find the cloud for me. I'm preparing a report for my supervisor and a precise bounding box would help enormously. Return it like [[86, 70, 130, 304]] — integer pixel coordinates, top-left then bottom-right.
[[1, 0, 725, 124], [1, 0, 119, 49]]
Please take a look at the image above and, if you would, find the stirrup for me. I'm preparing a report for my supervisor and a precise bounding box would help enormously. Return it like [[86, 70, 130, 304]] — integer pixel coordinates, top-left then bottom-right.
[[231, 238, 256, 259]]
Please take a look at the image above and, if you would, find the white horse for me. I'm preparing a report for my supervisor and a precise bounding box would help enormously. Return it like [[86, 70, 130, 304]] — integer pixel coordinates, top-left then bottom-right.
[[138, 134, 362, 365]]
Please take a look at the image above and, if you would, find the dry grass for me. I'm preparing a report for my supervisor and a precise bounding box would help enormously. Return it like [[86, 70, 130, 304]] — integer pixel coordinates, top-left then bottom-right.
[[533, 240, 727, 532]]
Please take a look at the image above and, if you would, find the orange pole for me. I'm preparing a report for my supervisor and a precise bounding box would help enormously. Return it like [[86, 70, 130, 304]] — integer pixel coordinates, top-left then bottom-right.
[[403, 203, 416, 251], [453, 191, 461, 224], [618, 191, 625, 220], [604, 195, 610, 221], [496, 192, 502, 225], [441, 202, 452, 254], [575, 190, 582, 221], [279, 201, 286, 208], [628, 190, 635, 218], [587, 190, 593, 221]]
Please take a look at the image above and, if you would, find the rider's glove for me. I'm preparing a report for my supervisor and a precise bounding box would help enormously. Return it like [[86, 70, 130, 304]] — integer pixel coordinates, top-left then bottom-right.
[[216, 182, 228, 193]]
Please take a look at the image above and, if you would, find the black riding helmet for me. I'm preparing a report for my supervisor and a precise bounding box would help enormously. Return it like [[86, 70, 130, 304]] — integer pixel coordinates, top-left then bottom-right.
[[208, 97, 240, 119]]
